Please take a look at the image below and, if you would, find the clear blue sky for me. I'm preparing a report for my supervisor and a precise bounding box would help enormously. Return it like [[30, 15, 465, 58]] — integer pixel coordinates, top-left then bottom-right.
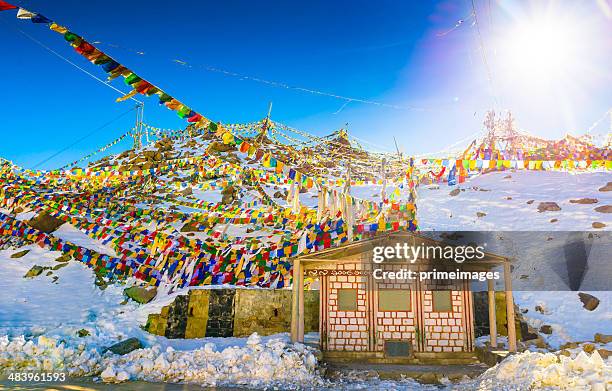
[[1, 0, 610, 169]]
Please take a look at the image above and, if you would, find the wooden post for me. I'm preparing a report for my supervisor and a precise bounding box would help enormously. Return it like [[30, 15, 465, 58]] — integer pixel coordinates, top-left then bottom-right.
[[488, 278, 497, 348], [504, 262, 517, 352], [380, 158, 387, 201], [291, 258, 300, 343], [298, 261, 305, 342]]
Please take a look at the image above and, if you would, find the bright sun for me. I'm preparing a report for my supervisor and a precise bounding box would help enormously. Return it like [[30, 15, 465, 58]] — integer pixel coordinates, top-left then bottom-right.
[[498, 11, 586, 85]]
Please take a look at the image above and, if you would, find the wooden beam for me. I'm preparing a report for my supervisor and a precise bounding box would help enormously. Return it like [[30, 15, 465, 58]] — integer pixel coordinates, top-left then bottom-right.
[[504, 262, 517, 352], [488, 278, 497, 348], [290, 258, 300, 343], [298, 261, 305, 342]]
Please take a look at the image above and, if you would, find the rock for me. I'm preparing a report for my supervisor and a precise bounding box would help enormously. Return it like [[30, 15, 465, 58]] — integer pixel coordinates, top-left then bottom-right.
[[526, 200, 534, 204], [569, 198, 598, 204], [539, 325, 553, 334], [207, 141, 236, 153], [594, 333, 612, 344], [560, 341, 580, 350], [596, 349, 611, 359], [124, 286, 157, 304], [10, 250, 30, 258], [221, 185, 237, 205], [550, 219, 558, 223], [578, 292, 600, 311], [535, 305, 545, 314], [559, 349, 571, 357], [525, 336, 548, 349], [449, 189, 461, 196], [180, 187, 192, 196], [52, 263, 68, 271], [598, 182, 612, 192], [476, 212, 487, 218], [592, 222, 606, 228], [55, 253, 72, 262], [582, 343, 596, 353], [506, 196, 513, 200], [594, 205, 612, 213], [106, 338, 143, 355], [537, 202, 561, 212], [24, 265, 46, 278], [77, 329, 90, 337], [503, 175, 512, 179], [27, 212, 64, 233]]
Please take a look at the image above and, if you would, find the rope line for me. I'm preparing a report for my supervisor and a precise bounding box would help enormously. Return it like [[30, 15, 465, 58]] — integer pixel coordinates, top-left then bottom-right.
[[0, 18, 142, 104], [33, 105, 139, 169]]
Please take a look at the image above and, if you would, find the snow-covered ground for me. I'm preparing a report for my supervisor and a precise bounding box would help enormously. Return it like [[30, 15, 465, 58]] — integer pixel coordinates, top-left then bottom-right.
[[419, 171, 611, 230], [1, 170, 611, 389]]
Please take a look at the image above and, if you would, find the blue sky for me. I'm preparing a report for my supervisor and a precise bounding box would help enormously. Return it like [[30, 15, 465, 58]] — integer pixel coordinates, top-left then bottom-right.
[[0, 0, 610, 169]]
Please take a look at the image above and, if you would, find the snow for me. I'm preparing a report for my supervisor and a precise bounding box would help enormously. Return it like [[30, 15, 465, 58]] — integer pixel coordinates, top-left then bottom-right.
[[53, 223, 119, 257], [418, 171, 611, 230], [0, 246, 322, 388], [1, 169, 611, 389], [453, 350, 611, 391], [514, 291, 612, 349]]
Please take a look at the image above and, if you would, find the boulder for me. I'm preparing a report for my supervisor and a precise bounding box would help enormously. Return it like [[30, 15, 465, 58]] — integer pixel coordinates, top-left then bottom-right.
[[449, 189, 461, 196], [77, 329, 90, 337], [106, 338, 143, 355], [180, 187, 193, 196], [594, 333, 612, 344], [582, 343, 595, 353], [537, 202, 561, 212], [592, 222, 606, 229], [550, 219, 558, 223], [11, 249, 30, 258], [124, 286, 158, 304], [476, 212, 487, 218], [569, 198, 598, 204], [207, 141, 236, 153], [24, 265, 46, 278], [52, 263, 68, 271], [526, 200, 534, 204], [55, 253, 72, 263], [596, 349, 611, 359], [27, 212, 64, 233], [578, 292, 600, 311], [221, 185, 237, 205], [598, 182, 612, 192], [594, 205, 612, 213], [539, 325, 553, 334], [560, 341, 580, 350]]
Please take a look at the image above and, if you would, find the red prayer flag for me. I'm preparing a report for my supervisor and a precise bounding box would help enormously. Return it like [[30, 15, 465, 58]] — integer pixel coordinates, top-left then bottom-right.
[[0, 1, 16, 11]]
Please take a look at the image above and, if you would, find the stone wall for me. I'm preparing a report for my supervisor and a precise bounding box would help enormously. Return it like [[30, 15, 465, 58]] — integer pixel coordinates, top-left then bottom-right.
[[146, 288, 319, 339]]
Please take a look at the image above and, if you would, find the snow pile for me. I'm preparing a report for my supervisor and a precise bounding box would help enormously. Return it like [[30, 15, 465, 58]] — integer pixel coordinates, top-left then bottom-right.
[[0, 335, 103, 376], [0, 332, 322, 388], [99, 333, 322, 387], [456, 350, 611, 391]]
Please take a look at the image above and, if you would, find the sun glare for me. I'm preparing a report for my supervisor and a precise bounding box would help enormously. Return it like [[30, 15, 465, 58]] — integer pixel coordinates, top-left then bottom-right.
[[503, 17, 583, 83]]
